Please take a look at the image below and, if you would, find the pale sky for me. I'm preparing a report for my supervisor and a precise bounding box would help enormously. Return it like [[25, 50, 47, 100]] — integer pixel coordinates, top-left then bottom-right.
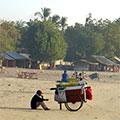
[[0, 0, 120, 25]]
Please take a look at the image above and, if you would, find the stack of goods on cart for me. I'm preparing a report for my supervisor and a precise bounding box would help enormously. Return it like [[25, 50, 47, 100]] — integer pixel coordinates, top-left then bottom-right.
[[56, 80, 87, 87], [67, 78, 80, 82], [57, 82, 79, 87]]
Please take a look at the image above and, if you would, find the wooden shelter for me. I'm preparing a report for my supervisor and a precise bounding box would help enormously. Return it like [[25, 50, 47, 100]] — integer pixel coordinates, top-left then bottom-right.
[[0, 51, 31, 68], [0, 52, 16, 67], [6, 51, 28, 68], [73, 59, 98, 71], [92, 55, 119, 72]]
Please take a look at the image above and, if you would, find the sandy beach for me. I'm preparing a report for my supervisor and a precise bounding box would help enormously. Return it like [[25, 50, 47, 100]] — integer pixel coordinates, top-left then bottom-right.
[[0, 67, 120, 120]]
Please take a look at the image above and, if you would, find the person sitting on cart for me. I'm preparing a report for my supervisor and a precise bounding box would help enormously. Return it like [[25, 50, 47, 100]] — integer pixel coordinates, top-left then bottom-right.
[[30, 90, 50, 110], [61, 70, 69, 82]]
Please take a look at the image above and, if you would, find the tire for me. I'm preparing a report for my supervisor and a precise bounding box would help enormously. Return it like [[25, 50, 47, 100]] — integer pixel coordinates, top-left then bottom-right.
[[65, 94, 83, 111]]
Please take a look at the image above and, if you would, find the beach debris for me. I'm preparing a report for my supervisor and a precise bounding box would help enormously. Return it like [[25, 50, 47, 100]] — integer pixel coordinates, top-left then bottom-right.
[[16, 70, 38, 79], [8, 84, 11, 86], [94, 117, 98, 119], [89, 73, 100, 80]]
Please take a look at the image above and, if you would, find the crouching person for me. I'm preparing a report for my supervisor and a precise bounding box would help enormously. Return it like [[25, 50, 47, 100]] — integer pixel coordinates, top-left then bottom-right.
[[30, 90, 50, 110]]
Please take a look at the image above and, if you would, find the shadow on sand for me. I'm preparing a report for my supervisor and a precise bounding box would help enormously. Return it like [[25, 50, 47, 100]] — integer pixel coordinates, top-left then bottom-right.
[[0, 107, 31, 111], [0, 107, 66, 112]]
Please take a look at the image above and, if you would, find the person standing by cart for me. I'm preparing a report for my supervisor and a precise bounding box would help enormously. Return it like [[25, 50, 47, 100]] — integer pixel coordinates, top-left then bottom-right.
[[61, 70, 69, 82], [79, 73, 83, 80]]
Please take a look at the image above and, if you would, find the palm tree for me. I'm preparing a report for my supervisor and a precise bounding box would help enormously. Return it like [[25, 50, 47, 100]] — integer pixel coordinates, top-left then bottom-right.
[[60, 17, 67, 31], [15, 20, 26, 30], [52, 15, 60, 28], [34, 7, 51, 21]]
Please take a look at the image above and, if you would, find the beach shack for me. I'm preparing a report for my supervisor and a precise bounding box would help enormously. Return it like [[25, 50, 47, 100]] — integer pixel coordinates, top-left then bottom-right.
[[6, 51, 28, 68], [73, 59, 98, 71], [0, 52, 16, 67], [19, 53, 33, 68], [92, 55, 119, 72]]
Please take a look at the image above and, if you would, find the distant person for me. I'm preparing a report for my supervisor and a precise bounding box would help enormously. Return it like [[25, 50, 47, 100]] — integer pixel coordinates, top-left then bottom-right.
[[78, 73, 87, 86], [39, 63, 42, 70], [53, 63, 56, 70], [29, 61, 32, 69], [75, 71, 79, 79], [30, 90, 50, 110], [61, 70, 69, 82], [72, 71, 79, 79], [39, 63, 44, 73], [79, 73, 83, 81]]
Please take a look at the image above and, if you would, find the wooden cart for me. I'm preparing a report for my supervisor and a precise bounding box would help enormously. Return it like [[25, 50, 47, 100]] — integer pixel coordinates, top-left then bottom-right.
[[51, 85, 92, 111]]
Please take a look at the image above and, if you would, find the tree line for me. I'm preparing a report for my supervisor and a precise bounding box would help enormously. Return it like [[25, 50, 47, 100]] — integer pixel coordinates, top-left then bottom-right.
[[0, 8, 120, 62]]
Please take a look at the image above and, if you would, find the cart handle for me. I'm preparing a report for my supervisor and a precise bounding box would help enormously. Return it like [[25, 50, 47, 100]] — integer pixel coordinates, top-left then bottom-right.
[[85, 86, 91, 89], [50, 88, 56, 90]]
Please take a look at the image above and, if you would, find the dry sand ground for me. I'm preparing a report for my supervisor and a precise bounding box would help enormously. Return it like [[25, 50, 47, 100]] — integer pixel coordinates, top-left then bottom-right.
[[0, 68, 120, 120]]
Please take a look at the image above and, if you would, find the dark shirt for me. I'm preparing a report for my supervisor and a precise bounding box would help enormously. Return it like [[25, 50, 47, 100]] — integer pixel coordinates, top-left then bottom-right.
[[62, 73, 69, 82], [31, 94, 43, 109]]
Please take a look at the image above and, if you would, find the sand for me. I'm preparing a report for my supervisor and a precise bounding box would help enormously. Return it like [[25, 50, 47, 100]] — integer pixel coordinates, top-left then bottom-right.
[[0, 68, 120, 120]]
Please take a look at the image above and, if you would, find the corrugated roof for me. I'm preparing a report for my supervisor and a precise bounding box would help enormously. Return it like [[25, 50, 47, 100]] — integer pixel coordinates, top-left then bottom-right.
[[73, 59, 98, 65], [7, 51, 27, 60], [114, 56, 120, 62], [0, 53, 15, 60], [92, 55, 117, 66], [19, 53, 32, 61]]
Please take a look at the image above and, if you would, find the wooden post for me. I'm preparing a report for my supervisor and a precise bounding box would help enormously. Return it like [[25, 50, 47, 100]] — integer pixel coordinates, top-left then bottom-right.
[[59, 103, 62, 110]]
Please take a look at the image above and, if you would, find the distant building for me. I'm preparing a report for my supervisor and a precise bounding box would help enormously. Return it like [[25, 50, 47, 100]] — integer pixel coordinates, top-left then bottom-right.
[[73, 59, 98, 71], [92, 55, 119, 72], [0, 52, 16, 67], [0, 51, 31, 68], [72, 56, 120, 72]]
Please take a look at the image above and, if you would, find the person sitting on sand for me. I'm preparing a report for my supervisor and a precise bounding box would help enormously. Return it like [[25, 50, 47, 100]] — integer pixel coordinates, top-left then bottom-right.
[[61, 70, 69, 82], [30, 90, 50, 110]]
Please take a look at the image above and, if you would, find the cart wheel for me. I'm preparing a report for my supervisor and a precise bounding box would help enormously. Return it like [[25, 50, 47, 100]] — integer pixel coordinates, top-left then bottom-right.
[[65, 94, 83, 111]]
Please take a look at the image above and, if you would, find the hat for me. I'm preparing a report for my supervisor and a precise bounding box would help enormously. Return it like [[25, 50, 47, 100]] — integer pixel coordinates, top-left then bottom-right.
[[36, 90, 43, 95]]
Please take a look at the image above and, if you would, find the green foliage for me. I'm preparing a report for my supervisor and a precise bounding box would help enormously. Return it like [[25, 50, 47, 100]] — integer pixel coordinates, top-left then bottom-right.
[[1, 10, 120, 63], [34, 7, 68, 31], [0, 21, 21, 52], [34, 7, 51, 22], [22, 20, 67, 62], [52, 15, 60, 28], [60, 17, 68, 31], [65, 14, 120, 61]]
